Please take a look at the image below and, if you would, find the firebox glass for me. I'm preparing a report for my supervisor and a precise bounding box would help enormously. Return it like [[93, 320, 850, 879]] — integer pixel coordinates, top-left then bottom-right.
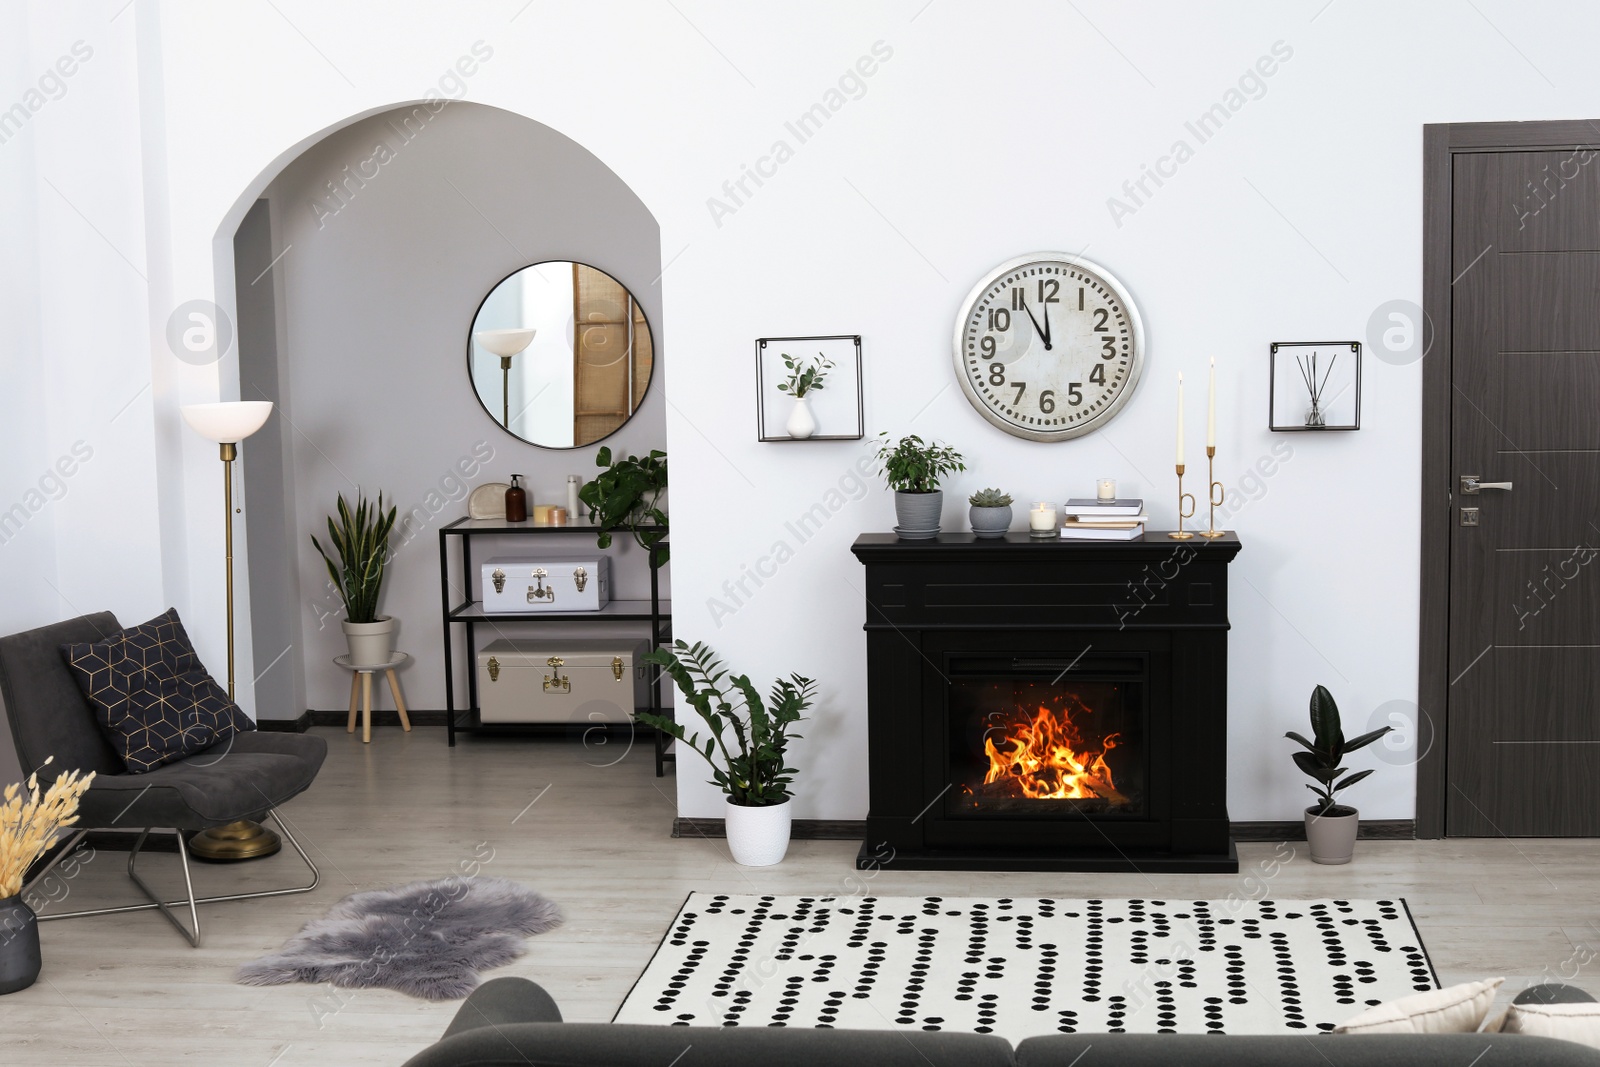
[[947, 673, 1147, 819]]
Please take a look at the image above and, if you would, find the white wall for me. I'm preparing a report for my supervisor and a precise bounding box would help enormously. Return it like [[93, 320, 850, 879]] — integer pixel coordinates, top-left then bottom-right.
[[7, 0, 1599, 821]]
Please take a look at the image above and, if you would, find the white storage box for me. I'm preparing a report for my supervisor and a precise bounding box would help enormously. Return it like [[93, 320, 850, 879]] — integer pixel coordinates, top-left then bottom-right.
[[481, 555, 610, 613], [477, 639, 649, 724]]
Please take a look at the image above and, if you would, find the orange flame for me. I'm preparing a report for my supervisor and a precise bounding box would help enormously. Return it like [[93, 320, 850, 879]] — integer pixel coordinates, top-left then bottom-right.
[[982, 704, 1126, 804]]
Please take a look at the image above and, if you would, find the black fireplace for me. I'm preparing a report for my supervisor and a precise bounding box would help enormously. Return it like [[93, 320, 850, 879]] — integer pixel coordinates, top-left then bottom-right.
[[851, 531, 1241, 873]]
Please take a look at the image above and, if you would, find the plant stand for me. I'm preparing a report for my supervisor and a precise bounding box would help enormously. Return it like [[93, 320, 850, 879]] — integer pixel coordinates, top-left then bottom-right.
[[334, 651, 412, 744]]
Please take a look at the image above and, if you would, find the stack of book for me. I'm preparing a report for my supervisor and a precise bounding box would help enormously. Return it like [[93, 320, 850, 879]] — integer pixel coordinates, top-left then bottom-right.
[[1060, 498, 1147, 541]]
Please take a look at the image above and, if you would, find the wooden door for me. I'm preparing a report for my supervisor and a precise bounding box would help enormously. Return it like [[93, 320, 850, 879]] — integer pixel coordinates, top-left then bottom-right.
[[1446, 147, 1600, 835]]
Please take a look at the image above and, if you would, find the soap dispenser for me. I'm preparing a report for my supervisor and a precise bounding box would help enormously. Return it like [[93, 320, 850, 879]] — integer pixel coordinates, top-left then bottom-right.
[[504, 474, 528, 523]]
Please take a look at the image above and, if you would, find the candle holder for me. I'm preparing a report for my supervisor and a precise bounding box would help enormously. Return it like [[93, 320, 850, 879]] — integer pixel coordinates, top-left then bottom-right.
[[1202, 446, 1227, 538], [1169, 464, 1196, 540]]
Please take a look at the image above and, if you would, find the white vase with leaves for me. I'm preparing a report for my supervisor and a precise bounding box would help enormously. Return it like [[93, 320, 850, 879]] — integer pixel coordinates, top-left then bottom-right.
[[777, 351, 835, 440]]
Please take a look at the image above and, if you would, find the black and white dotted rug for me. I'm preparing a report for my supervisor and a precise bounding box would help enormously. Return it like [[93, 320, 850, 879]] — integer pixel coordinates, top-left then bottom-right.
[[615, 894, 1438, 1038]]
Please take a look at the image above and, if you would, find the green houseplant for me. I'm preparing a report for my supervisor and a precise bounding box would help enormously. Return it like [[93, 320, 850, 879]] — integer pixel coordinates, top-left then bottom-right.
[[875, 431, 966, 538], [637, 640, 815, 866], [1286, 684, 1392, 864], [968, 487, 1013, 539], [577, 446, 668, 563], [777, 352, 834, 440], [311, 491, 398, 664]]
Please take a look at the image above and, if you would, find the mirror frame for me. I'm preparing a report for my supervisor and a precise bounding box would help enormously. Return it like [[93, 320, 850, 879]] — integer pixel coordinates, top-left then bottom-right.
[[465, 260, 657, 450]]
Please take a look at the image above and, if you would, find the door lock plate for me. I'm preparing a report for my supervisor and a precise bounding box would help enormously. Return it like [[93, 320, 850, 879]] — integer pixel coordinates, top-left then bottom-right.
[[1460, 507, 1480, 527]]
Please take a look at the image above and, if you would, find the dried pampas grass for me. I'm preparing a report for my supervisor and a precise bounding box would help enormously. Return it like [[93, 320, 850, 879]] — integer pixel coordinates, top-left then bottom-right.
[[0, 758, 95, 898]]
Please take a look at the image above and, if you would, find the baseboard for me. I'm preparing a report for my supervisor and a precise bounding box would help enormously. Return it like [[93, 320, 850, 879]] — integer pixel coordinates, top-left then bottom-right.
[[673, 818, 1416, 842], [1231, 819, 1415, 841], [256, 711, 312, 732], [300, 708, 450, 727]]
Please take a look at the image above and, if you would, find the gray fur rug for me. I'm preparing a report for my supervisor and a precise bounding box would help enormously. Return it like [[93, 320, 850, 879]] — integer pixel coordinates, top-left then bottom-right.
[[236, 876, 562, 1000]]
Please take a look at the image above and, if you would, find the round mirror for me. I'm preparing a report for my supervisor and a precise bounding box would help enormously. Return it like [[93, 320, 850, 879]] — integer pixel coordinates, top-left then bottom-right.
[[467, 261, 655, 449]]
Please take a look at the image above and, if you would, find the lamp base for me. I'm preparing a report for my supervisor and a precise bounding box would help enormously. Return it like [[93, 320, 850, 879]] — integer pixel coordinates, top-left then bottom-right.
[[189, 819, 281, 861]]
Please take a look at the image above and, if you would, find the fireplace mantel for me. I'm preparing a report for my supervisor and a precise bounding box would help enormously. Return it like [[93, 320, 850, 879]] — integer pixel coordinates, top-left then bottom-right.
[[850, 531, 1242, 873]]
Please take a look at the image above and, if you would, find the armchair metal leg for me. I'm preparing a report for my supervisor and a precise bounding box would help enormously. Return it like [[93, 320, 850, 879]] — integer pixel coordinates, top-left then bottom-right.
[[26, 809, 320, 947]]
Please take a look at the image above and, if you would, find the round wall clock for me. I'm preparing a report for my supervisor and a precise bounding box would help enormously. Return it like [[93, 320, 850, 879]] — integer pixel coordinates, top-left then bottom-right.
[[952, 252, 1145, 442]]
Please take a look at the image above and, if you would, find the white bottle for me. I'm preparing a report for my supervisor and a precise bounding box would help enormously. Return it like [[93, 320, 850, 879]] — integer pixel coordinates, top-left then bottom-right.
[[567, 475, 582, 523]]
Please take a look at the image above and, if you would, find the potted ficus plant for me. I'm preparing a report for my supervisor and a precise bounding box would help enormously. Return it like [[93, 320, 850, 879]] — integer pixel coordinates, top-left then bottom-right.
[[874, 432, 966, 539], [312, 491, 399, 665], [1286, 685, 1392, 864], [578, 446, 668, 563], [968, 488, 1013, 539], [776, 351, 834, 439], [637, 640, 815, 867]]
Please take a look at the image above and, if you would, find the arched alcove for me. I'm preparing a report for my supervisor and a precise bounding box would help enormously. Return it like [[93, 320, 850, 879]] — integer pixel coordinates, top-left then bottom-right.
[[228, 101, 665, 722]]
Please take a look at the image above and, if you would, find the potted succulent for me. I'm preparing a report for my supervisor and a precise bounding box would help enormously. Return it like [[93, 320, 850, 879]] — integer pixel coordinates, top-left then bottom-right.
[[874, 431, 966, 539], [312, 492, 399, 665], [578, 446, 668, 563], [0, 758, 95, 994], [968, 488, 1014, 538], [1286, 685, 1392, 864], [637, 640, 815, 867], [776, 351, 834, 439]]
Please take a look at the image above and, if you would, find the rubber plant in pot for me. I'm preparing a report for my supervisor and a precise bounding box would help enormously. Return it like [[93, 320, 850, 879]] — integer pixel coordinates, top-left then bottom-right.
[[578, 446, 668, 564], [1286, 685, 1392, 865], [0, 758, 95, 995], [776, 351, 834, 439], [312, 491, 399, 665], [875, 431, 966, 539], [968, 487, 1013, 539], [637, 640, 815, 867]]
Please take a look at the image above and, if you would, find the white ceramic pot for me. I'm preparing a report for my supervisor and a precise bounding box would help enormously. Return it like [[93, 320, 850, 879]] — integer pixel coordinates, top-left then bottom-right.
[[725, 796, 792, 866], [786, 396, 817, 439], [342, 616, 396, 666], [1305, 805, 1359, 865]]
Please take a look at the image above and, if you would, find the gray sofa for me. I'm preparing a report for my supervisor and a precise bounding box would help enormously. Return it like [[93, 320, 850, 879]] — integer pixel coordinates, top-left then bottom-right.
[[402, 977, 1600, 1066]]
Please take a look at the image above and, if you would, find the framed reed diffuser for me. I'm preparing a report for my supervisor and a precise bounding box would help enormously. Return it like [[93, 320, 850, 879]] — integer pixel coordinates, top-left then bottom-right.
[[1269, 341, 1361, 431]]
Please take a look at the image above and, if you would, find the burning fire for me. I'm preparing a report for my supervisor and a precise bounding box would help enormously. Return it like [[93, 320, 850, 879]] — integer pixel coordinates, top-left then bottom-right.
[[982, 704, 1127, 804]]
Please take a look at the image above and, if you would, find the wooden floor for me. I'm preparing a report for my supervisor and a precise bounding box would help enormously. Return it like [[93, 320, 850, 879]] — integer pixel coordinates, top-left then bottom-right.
[[5, 725, 1600, 1065]]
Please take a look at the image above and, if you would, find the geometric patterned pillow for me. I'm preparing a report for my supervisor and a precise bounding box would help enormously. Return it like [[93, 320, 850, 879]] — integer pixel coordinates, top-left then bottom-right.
[[61, 608, 255, 774]]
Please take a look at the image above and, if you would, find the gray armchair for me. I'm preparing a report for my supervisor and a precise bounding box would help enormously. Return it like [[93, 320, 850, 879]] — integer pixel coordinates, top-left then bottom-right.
[[0, 611, 325, 946]]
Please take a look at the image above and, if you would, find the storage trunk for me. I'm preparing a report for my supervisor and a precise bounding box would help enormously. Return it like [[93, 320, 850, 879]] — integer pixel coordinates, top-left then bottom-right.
[[481, 556, 610, 613], [477, 639, 648, 723]]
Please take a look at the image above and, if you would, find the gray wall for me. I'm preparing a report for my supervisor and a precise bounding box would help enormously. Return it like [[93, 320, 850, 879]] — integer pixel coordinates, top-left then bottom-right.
[[243, 102, 666, 718]]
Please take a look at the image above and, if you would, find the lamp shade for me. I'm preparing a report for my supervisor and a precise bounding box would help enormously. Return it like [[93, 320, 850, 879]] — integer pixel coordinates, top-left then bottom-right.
[[181, 401, 274, 443], [475, 328, 536, 358]]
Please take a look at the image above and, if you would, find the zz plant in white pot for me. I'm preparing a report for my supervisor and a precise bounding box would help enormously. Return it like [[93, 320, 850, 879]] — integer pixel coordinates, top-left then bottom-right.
[[637, 640, 816, 866], [312, 491, 399, 665]]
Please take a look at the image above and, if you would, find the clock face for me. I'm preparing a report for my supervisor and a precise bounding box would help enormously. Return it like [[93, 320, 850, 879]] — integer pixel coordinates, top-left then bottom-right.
[[952, 253, 1145, 441]]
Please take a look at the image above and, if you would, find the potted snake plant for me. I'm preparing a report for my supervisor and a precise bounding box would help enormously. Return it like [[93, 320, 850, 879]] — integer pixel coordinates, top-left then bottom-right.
[[312, 492, 399, 665], [637, 640, 815, 866], [1286, 685, 1392, 864]]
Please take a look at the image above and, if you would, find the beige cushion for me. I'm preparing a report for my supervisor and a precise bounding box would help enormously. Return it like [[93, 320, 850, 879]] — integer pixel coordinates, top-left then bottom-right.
[[1333, 978, 1504, 1035], [1495, 1001, 1600, 1048]]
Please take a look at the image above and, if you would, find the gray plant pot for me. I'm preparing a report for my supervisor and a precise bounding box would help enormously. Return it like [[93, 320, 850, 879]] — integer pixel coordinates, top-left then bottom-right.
[[969, 504, 1012, 538], [1305, 805, 1360, 865], [894, 491, 943, 538]]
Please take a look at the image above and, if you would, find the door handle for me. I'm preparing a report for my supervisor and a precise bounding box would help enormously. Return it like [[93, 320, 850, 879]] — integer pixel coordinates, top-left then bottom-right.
[[1460, 476, 1513, 495]]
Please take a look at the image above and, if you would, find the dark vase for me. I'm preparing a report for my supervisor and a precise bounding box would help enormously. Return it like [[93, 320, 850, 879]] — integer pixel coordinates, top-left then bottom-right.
[[0, 895, 41, 995]]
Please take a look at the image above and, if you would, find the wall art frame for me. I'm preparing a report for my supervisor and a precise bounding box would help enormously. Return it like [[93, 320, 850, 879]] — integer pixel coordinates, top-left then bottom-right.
[[1268, 341, 1362, 432], [755, 334, 865, 442]]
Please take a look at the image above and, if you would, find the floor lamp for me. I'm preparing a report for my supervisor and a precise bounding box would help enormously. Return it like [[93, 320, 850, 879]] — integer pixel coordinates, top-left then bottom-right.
[[180, 400, 281, 861], [475, 328, 536, 427]]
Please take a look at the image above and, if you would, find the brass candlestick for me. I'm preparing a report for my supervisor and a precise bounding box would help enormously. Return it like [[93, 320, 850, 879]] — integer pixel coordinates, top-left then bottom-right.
[[1169, 463, 1196, 539], [1202, 445, 1227, 538]]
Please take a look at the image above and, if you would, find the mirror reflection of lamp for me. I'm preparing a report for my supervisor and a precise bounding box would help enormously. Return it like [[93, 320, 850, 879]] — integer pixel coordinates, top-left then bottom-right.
[[474, 328, 536, 429]]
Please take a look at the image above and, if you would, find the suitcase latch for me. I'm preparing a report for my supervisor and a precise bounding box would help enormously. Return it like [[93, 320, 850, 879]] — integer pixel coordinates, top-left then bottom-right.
[[486, 656, 500, 683], [528, 568, 554, 603], [543, 655, 569, 693], [573, 566, 588, 593], [491, 568, 506, 595], [611, 656, 624, 681]]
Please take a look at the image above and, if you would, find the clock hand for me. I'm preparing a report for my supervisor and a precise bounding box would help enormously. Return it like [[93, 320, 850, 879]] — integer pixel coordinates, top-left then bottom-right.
[[1040, 300, 1053, 350], [1018, 299, 1048, 348]]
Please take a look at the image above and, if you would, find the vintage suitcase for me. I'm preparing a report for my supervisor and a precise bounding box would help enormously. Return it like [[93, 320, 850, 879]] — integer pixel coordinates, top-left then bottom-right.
[[481, 555, 610, 613], [476, 639, 650, 724]]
